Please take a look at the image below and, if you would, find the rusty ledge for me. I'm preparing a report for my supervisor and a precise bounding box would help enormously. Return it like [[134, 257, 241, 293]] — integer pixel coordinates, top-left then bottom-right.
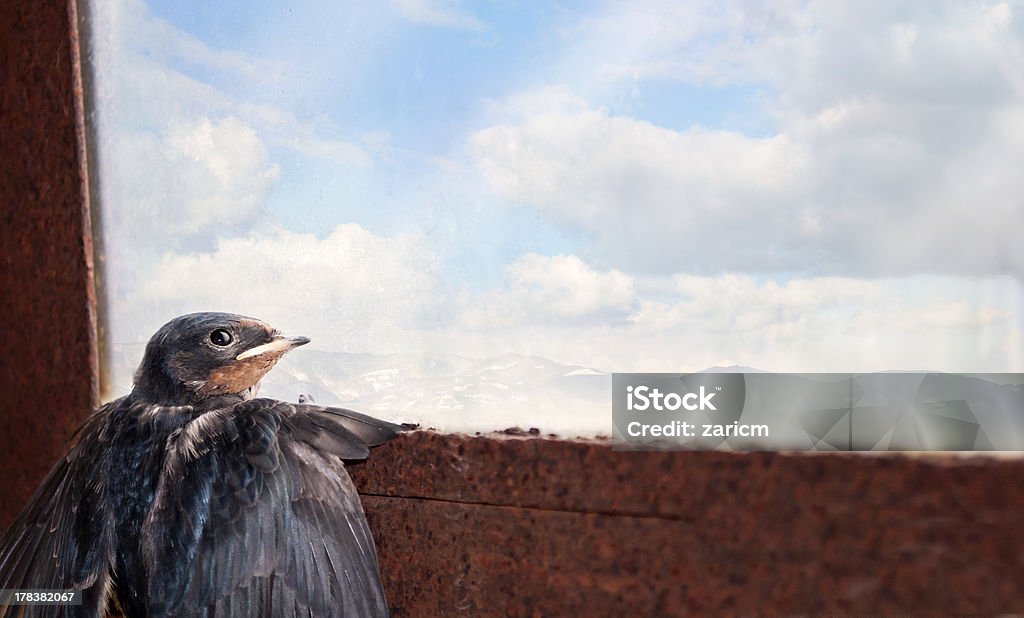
[[352, 431, 1024, 615], [350, 430, 1024, 518]]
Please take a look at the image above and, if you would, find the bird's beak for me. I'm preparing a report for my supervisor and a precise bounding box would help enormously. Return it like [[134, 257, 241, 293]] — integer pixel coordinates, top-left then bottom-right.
[[236, 335, 311, 360]]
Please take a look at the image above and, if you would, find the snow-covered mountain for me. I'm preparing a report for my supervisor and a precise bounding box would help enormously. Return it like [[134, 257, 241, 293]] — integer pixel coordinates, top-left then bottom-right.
[[106, 344, 1024, 447], [261, 350, 611, 435], [109, 345, 612, 435]]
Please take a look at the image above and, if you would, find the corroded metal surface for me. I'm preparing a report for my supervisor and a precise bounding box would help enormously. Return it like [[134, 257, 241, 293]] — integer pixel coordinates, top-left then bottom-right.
[[0, 0, 97, 530], [352, 432, 1024, 615]]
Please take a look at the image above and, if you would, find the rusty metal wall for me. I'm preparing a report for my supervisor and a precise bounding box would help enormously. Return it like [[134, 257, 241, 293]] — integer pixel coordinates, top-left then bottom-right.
[[0, 0, 97, 530], [351, 432, 1024, 615]]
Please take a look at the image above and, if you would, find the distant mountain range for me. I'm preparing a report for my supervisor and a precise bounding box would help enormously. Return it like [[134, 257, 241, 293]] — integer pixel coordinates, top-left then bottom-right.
[[259, 350, 612, 435], [257, 352, 790, 435], [108, 344, 1023, 444], [109, 345, 613, 435]]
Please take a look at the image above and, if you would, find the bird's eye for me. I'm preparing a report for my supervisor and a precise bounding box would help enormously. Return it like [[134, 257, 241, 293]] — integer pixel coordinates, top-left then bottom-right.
[[209, 329, 233, 347]]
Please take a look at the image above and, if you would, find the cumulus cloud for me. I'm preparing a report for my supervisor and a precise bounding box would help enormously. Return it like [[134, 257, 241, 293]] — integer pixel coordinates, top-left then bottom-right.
[[459, 253, 636, 327], [630, 275, 881, 334], [468, 2, 1024, 278], [97, 113, 281, 316], [90, 0, 369, 186], [585, 0, 1024, 105], [123, 233, 1022, 376], [508, 254, 634, 318], [470, 87, 807, 273], [443, 263, 1023, 374], [159, 117, 278, 233], [628, 273, 1018, 353], [135, 224, 442, 353], [89, 0, 372, 335], [106, 221, 1022, 404]]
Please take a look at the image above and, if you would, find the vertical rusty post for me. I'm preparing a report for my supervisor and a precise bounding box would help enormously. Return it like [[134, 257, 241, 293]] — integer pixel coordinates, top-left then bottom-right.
[[0, 0, 98, 529]]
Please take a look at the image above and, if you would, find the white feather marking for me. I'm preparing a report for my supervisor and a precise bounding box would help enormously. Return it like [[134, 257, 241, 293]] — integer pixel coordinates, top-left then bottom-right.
[[236, 337, 297, 360], [176, 410, 229, 461]]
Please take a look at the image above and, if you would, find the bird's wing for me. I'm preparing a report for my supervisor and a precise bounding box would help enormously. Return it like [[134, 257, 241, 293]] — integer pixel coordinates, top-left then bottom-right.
[[142, 398, 401, 617], [298, 403, 406, 448], [0, 409, 113, 618]]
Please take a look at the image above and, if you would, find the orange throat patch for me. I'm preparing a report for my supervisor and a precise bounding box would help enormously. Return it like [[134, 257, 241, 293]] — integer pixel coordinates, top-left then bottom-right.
[[202, 353, 284, 396]]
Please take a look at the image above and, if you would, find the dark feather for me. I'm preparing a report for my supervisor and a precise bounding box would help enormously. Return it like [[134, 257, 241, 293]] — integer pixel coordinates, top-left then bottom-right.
[[310, 405, 406, 448], [142, 398, 393, 617], [0, 409, 113, 618]]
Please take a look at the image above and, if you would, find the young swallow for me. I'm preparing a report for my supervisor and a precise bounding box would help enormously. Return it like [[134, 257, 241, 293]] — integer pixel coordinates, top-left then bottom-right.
[[0, 312, 403, 617]]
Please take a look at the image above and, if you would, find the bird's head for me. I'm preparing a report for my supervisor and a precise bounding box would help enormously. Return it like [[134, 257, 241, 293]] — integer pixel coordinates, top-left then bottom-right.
[[131, 312, 310, 405]]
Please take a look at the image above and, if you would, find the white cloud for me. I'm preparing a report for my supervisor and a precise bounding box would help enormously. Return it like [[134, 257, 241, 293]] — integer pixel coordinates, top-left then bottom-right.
[[468, 78, 1024, 276], [164, 117, 281, 232], [107, 222, 1023, 410], [391, 0, 486, 31], [90, 0, 375, 318], [509, 254, 634, 318], [460, 253, 636, 327], [630, 274, 881, 334], [136, 224, 442, 353], [449, 267, 1022, 374], [125, 234, 1023, 376], [628, 273, 1018, 350], [100, 115, 279, 258], [469, 87, 810, 273], [583, 1, 1024, 105], [466, 2, 1024, 278], [90, 0, 369, 176]]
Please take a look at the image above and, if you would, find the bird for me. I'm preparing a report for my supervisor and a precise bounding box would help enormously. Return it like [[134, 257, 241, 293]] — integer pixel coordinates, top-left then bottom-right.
[[0, 312, 404, 617]]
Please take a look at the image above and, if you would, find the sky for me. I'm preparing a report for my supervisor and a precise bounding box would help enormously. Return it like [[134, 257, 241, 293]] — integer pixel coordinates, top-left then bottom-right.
[[88, 0, 1024, 426]]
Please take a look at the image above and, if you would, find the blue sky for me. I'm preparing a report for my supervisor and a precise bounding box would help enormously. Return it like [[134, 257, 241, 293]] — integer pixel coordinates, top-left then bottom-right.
[[140, 0, 774, 270], [91, 0, 1024, 409], [141, 0, 621, 286]]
